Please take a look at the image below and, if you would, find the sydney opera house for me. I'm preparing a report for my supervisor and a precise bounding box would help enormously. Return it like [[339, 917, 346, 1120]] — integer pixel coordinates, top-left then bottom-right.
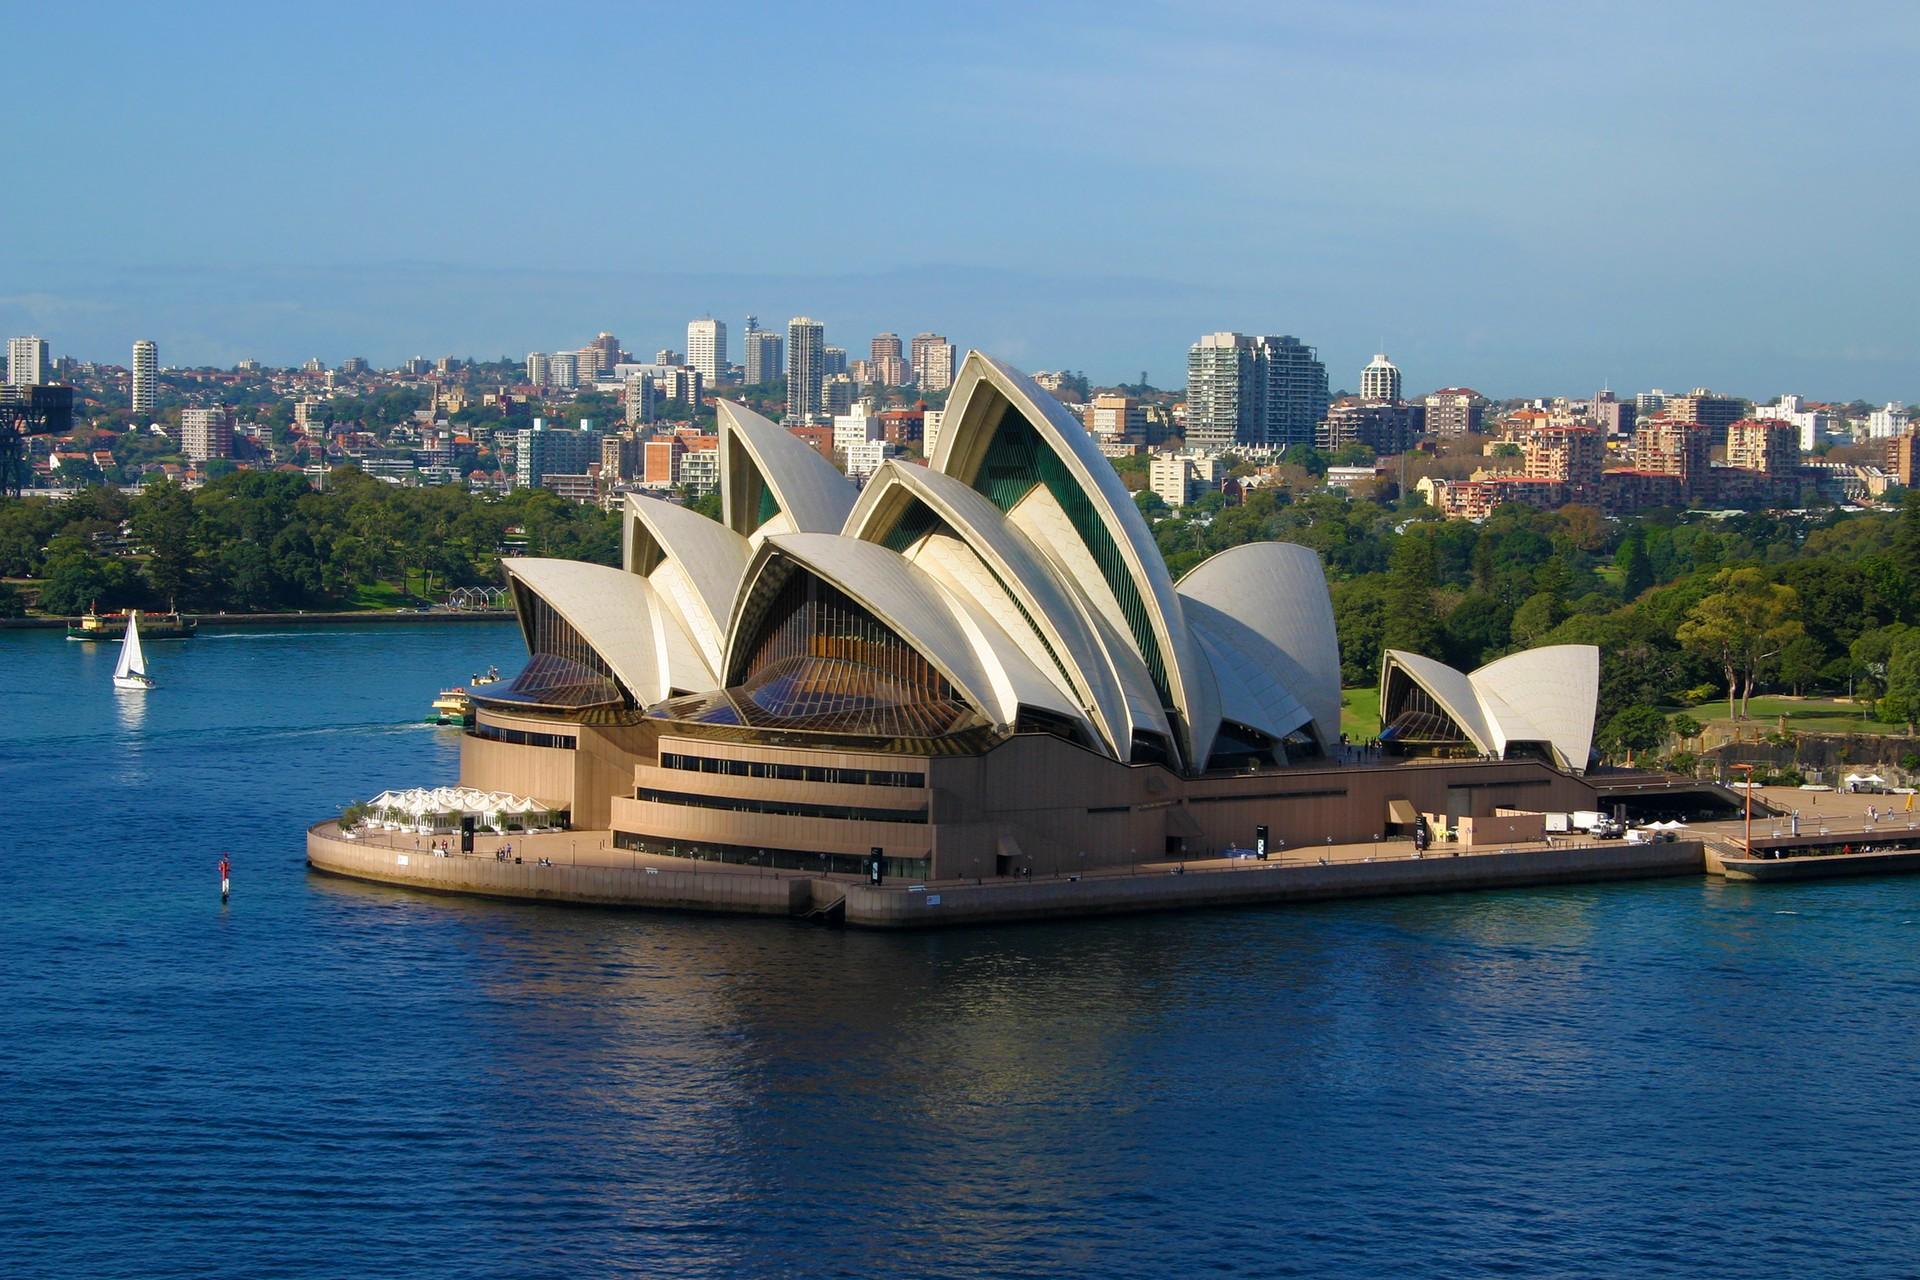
[[457, 353, 1602, 882]]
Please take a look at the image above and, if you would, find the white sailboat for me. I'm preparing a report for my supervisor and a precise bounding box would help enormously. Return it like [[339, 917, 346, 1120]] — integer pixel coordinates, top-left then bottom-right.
[[113, 610, 155, 691]]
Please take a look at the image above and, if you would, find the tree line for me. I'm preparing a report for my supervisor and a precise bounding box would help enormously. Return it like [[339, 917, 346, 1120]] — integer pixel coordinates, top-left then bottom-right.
[[0, 469, 618, 616]]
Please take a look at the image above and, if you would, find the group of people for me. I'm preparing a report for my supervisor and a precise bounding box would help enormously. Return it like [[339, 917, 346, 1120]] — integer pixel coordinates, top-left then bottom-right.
[[494, 843, 515, 862]]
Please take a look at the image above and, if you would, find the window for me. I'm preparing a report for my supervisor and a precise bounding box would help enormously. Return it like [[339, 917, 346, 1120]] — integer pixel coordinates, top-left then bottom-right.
[[634, 786, 927, 824], [658, 752, 924, 789], [469, 723, 577, 750]]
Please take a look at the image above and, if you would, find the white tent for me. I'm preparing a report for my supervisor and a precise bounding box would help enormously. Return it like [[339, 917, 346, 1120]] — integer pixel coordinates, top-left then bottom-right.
[[361, 787, 561, 832]]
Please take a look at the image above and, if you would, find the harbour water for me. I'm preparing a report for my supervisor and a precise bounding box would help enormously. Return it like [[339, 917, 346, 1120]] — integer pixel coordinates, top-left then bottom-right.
[[3, 623, 1919, 1278]]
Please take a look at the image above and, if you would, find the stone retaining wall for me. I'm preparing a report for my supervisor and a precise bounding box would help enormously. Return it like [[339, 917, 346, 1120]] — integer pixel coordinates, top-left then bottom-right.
[[306, 825, 808, 916]]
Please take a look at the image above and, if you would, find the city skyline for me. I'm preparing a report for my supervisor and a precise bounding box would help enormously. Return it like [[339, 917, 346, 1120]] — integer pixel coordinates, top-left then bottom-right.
[[4, 2, 1916, 399]]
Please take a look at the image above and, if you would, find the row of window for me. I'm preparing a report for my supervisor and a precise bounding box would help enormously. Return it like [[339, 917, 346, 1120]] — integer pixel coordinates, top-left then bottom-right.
[[658, 751, 925, 789], [613, 831, 930, 881], [635, 786, 928, 825], [469, 723, 578, 750]]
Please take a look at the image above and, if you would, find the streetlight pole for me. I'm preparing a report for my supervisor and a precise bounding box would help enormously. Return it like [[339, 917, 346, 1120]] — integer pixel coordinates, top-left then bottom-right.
[[1733, 762, 1755, 851]]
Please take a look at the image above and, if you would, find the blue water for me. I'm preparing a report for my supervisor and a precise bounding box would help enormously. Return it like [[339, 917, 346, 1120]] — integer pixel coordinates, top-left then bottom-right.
[[2, 623, 1918, 1278]]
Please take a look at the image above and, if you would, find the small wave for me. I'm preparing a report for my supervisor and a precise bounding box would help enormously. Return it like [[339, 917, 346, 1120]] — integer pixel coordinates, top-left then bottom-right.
[[202, 632, 337, 641]]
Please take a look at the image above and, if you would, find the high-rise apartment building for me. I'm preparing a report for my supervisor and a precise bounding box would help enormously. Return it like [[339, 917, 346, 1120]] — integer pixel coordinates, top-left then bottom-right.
[[1666, 389, 1743, 432], [871, 334, 908, 384], [548, 352, 580, 390], [1423, 388, 1487, 437], [1085, 394, 1148, 447], [1635, 389, 1668, 418], [590, 332, 622, 369], [787, 317, 825, 422], [1359, 353, 1401, 402], [687, 318, 726, 384], [131, 340, 158, 416], [823, 346, 848, 378], [1184, 332, 1329, 452], [1317, 400, 1423, 455], [515, 419, 603, 489], [1726, 419, 1799, 477], [1523, 426, 1604, 501], [1888, 429, 1919, 489], [1755, 394, 1831, 452], [527, 352, 551, 387], [1634, 416, 1714, 496], [180, 407, 235, 462], [744, 329, 784, 386], [624, 374, 657, 425], [7, 336, 51, 386], [911, 333, 956, 392], [1866, 402, 1910, 439]]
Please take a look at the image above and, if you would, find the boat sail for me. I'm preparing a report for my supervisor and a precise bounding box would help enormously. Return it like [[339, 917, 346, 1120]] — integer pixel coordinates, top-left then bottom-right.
[[113, 610, 155, 690]]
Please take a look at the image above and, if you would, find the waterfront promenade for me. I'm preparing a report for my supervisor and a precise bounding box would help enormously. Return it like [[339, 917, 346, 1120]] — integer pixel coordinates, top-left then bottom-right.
[[307, 821, 1706, 928]]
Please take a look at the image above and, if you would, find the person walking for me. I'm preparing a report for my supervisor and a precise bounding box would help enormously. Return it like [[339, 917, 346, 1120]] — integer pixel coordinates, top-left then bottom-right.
[[218, 855, 231, 903]]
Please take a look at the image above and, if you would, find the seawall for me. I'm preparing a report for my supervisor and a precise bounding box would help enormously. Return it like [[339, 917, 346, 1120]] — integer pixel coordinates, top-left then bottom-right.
[[2, 610, 514, 631], [308, 824, 1705, 929]]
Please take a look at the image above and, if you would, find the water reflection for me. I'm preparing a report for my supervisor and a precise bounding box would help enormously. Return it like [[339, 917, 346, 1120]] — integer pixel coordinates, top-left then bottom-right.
[[113, 686, 149, 734]]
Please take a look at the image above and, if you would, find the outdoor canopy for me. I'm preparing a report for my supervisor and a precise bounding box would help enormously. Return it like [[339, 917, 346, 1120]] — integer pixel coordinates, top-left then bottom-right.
[[362, 787, 557, 829]]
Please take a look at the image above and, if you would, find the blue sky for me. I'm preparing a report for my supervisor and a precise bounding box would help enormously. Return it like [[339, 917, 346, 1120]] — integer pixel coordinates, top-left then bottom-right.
[[5, 0, 1915, 399]]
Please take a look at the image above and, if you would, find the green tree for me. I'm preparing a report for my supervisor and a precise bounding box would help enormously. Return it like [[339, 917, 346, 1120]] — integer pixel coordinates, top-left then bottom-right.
[[130, 480, 196, 606], [1380, 533, 1441, 657], [37, 536, 143, 615], [1676, 567, 1804, 720], [1599, 705, 1670, 766], [1510, 591, 1567, 647], [1670, 713, 1702, 742], [1612, 529, 1658, 602], [1776, 633, 1826, 696], [1882, 634, 1920, 734]]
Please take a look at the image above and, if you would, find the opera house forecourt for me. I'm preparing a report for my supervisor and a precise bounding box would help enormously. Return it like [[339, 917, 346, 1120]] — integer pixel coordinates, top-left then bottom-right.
[[309, 353, 1691, 926]]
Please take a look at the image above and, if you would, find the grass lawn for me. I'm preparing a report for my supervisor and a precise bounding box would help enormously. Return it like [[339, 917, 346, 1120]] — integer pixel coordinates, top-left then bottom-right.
[[347, 582, 412, 611], [1341, 686, 1381, 741], [1695, 694, 1907, 736]]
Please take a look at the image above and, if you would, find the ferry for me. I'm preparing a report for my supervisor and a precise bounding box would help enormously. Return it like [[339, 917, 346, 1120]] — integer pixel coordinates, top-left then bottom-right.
[[430, 688, 475, 726], [68, 605, 198, 641]]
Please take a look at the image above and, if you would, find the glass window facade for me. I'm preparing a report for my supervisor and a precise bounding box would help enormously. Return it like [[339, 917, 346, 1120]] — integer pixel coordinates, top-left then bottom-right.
[[712, 571, 976, 738], [635, 786, 927, 824], [970, 404, 1174, 716], [492, 582, 628, 708], [660, 751, 924, 788], [469, 722, 578, 750]]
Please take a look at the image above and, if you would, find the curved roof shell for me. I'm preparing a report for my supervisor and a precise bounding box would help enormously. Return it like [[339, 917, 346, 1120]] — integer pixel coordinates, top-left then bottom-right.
[[844, 458, 1158, 759], [724, 531, 1089, 736], [929, 352, 1216, 766], [503, 557, 713, 704], [716, 399, 856, 543], [1470, 645, 1600, 771], [1379, 644, 1599, 771], [621, 492, 750, 668], [1178, 542, 1343, 753]]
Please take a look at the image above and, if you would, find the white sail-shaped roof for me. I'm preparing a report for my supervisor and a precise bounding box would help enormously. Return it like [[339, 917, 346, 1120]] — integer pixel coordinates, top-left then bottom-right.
[[725, 532, 1089, 736], [1470, 645, 1600, 771], [929, 351, 1216, 767], [621, 492, 750, 668], [716, 399, 857, 543], [503, 558, 714, 704], [1178, 542, 1343, 753], [1380, 644, 1599, 772], [844, 458, 1152, 760]]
